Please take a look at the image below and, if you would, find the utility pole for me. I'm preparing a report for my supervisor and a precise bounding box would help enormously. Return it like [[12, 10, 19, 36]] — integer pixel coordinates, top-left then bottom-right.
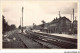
[[22, 7, 24, 33], [72, 8, 74, 34], [73, 8, 74, 22], [20, 17, 21, 30]]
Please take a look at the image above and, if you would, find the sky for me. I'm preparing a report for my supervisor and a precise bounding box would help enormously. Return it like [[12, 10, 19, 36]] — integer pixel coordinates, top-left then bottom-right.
[[1, 0, 78, 27]]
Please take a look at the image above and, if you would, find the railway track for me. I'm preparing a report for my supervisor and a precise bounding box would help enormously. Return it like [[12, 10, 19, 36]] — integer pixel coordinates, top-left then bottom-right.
[[24, 32, 77, 49], [20, 33, 61, 48], [35, 32, 77, 43]]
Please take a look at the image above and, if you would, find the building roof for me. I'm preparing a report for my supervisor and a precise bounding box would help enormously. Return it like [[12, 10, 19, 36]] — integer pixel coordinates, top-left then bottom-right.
[[50, 16, 71, 24]]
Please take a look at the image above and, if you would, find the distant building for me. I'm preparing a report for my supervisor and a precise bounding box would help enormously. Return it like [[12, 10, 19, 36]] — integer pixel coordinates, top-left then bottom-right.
[[33, 23, 43, 30]]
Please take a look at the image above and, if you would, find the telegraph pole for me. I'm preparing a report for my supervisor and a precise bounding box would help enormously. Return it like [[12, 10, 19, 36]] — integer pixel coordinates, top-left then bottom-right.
[[22, 7, 24, 33], [20, 17, 21, 31], [73, 8, 74, 22], [72, 8, 74, 34]]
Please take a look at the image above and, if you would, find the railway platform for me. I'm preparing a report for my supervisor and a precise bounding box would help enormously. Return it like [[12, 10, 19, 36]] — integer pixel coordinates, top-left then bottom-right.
[[32, 30, 77, 39]]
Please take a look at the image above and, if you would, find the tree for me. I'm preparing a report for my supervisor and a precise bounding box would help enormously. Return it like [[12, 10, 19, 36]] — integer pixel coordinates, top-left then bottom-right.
[[41, 20, 46, 28], [2, 15, 9, 34], [41, 20, 46, 24], [18, 25, 21, 29], [2, 15, 16, 34], [10, 24, 16, 30]]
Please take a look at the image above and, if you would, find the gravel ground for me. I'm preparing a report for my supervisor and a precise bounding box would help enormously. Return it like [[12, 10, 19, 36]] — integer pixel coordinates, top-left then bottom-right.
[[3, 30, 27, 48]]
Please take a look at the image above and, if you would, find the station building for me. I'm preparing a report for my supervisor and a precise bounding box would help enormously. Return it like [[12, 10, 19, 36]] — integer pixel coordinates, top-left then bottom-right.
[[33, 9, 77, 34]]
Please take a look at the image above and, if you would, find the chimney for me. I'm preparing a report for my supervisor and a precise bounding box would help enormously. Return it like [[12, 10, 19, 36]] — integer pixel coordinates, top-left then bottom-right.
[[54, 18, 55, 20], [59, 11, 61, 18], [20, 17, 21, 26], [56, 17, 57, 19], [75, 17, 76, 20], [73, 8, 74, 22]]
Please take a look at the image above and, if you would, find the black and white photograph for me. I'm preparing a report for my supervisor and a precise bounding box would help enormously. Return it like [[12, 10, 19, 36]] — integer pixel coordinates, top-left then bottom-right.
[[1, 0, 78, 49]]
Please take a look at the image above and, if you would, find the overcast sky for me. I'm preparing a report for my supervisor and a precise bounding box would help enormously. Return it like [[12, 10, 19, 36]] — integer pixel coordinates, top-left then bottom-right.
[[1, 0, 78, 27]]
